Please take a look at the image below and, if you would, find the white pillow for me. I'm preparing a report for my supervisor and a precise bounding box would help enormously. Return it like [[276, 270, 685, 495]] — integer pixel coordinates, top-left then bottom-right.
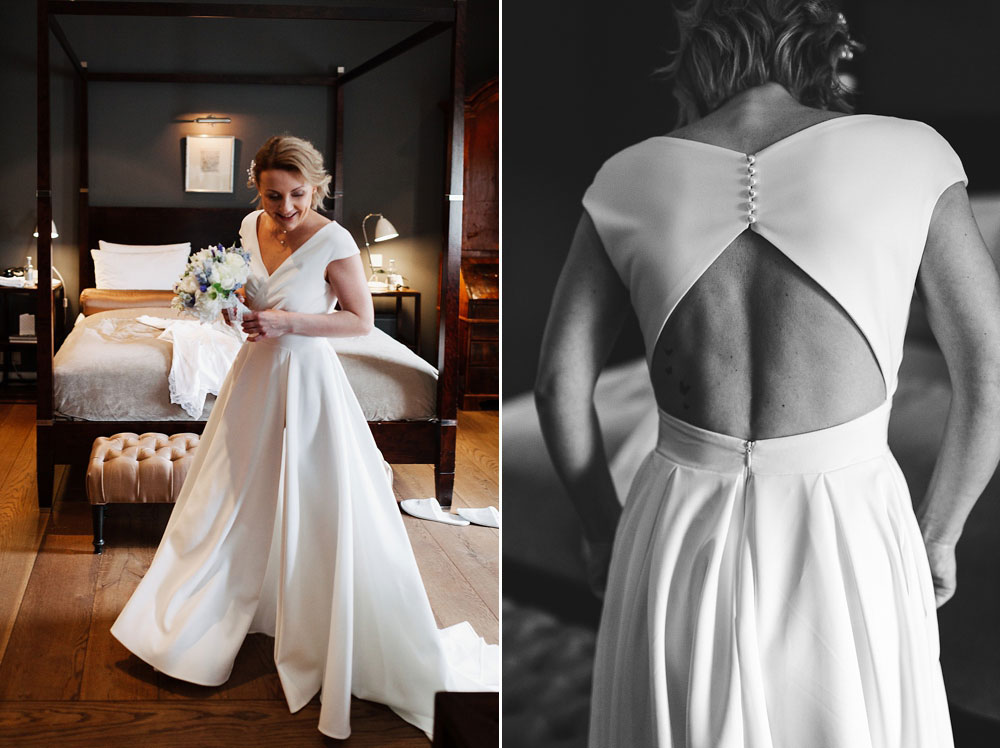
[[91, 247, 189, 290], [98, 240, 192, 254]]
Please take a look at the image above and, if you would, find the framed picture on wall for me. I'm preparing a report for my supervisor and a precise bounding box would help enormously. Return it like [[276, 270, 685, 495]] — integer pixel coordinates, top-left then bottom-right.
[[184, 135, 235, 193]]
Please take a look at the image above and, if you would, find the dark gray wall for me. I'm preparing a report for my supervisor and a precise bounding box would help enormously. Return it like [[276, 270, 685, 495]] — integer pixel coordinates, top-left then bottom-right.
[[0, 0, 79, 322], [504, 0, 676, 397], [1, 0, 498, 364], [504, 0, 1000, 397]]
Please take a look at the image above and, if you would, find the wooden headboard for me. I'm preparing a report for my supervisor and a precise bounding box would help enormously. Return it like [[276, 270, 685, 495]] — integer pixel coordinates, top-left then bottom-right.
[[82, 206, 251, 290]]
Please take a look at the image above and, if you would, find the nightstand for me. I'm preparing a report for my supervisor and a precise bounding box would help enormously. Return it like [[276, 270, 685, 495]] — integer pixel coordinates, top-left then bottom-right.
[[0, 282, 66, 392], [371, 288, 421, 355]]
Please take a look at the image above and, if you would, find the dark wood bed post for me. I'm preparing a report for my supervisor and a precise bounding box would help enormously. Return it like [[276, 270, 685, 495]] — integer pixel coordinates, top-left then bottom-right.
[[435, 0, 466, 507], [330, 73, 345, 224], [36, 0, 55, 509], [38, 2, 467, 508], [77, 66, 90, 308]]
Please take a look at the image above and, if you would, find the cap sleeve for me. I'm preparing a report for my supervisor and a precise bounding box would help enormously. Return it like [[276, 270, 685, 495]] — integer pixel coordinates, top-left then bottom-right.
[[325, 221, 361, 262], [581, 141, 671, 294], [239, 210, 261, 250], [581, 152, 636, 282], [923, 125, 968, 198]]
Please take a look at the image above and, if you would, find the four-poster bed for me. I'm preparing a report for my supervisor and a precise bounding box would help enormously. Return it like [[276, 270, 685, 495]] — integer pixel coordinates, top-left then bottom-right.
[[35, 0, 467, 508]]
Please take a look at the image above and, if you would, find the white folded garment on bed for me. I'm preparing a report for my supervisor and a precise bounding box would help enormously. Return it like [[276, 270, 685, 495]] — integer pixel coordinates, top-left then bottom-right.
[[137, 315, 243, 418], [54, 307, 439, 422]]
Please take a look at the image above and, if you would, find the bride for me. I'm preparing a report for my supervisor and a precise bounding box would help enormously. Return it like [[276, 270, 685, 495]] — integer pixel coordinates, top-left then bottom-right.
[[536, 2, 1000, 746], [111, 135, 497, 739]]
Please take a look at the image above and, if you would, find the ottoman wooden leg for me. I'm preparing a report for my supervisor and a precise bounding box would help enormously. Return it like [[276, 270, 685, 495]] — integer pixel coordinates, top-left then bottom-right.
[[92, 505, 105, 554]]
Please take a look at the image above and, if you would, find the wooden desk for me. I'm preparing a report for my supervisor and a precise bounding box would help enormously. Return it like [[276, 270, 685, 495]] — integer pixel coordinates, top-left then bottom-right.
[[458, 260, 498, 409], [371, 288, 421, 354]]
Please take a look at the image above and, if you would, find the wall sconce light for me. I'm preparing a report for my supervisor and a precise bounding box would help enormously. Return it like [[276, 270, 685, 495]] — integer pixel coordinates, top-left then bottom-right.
[[178, 115, 232, 125], [33, 220, 59, 238]]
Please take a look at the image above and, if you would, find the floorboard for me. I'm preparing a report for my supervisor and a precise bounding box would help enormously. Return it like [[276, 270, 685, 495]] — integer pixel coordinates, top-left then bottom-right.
[[0, 699, 426, 747], [0, 404, 47, 668], [0, 408, 497, 743], [0, 533, 100, 701], [404, 516, 499, 643], [392, 464, 499, 623], [80, 510, 160, 702]]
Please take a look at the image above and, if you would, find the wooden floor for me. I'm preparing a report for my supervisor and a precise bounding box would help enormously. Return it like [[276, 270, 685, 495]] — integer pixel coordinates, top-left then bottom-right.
[[0, 405, 498, 746]]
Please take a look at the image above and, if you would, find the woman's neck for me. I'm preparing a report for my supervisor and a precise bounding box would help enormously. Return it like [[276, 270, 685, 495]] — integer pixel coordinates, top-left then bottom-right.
[[719, 83, 799, 117]]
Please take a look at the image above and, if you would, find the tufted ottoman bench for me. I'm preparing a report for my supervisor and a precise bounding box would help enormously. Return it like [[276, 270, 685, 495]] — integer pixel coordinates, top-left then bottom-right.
[[85, 432, 201, 554]]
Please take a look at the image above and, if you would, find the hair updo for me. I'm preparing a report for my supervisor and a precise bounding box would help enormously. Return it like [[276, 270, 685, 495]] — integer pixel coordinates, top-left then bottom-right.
[[249, 135, 332, 211], [664, 0, 863, 126]]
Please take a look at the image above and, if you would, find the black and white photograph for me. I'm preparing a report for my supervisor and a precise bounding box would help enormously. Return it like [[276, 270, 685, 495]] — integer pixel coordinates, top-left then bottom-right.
[[0, 0, 498, 745], [504, 1, 1000, 747]]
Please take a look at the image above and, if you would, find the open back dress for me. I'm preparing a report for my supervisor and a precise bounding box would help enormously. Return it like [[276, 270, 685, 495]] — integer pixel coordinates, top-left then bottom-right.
[[111, 211, 498, 740], [582, 115, 966, 747]]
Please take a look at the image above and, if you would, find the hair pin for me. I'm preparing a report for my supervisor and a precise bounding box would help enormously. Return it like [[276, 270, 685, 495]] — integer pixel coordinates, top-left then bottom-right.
[[246, 159, 257, 188]]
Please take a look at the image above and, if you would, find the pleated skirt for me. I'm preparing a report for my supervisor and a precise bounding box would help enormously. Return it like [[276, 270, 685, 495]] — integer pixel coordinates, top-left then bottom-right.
[[111, 334, 497, 739], [589, 401, 954, 748]]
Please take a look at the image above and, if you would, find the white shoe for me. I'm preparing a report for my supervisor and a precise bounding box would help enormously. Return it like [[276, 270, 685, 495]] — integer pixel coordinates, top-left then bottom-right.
[[400, 498, 470, 526], [456, 506, 500, 528]]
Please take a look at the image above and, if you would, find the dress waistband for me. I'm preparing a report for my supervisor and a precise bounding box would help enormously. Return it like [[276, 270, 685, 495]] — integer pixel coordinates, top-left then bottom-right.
[[252, 333, 328, 351], [655, 400, 891, 475]]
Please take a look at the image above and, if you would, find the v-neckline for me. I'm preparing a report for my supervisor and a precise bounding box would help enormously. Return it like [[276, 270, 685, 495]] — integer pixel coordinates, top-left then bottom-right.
[[254, 211, 333, 278], [657, 113, 872, 157]]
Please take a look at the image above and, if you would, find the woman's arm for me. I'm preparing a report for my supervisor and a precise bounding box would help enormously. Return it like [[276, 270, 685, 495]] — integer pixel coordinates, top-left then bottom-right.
[[534, 211, 631, 594], [915, 182, 1000, 606], [241, 254, 374, 339]]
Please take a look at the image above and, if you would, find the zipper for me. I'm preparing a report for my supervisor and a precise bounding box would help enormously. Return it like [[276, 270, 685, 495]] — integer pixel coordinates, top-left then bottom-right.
[[738, 439, 757, 621]]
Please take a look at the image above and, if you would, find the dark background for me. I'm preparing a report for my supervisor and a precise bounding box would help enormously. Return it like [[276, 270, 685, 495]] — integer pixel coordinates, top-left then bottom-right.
[[503, 0, 1000, 397], [0, 0, 498, 362]]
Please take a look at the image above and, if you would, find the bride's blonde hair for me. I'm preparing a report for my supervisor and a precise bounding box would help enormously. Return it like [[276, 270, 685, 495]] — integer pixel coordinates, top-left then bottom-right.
[[664, 0, 863, 126], [249, 135, 332, 210]]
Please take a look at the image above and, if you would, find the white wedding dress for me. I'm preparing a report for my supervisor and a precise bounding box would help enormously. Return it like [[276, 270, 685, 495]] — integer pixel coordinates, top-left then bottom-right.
[[583, 116, 965, 747], [111, 211, 498, 739]]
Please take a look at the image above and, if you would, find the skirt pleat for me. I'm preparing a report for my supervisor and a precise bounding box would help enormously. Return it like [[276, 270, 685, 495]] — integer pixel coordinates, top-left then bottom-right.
[[589, 401, 953, 748]]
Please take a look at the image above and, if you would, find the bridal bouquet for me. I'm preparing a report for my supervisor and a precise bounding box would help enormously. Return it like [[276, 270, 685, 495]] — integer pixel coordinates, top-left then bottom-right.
[[172, 243, 252, 324]]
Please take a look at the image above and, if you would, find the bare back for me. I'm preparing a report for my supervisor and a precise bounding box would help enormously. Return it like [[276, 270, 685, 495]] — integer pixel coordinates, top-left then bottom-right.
[[651, 90, 885, 439], [651, 230, 885, 439]]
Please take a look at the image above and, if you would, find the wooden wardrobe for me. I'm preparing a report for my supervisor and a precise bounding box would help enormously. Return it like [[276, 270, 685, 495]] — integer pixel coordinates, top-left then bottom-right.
[[458, 78, 499, 410]]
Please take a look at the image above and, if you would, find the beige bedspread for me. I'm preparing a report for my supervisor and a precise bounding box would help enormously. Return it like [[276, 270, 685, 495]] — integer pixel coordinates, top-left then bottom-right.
[[54, 307, 437, 422]]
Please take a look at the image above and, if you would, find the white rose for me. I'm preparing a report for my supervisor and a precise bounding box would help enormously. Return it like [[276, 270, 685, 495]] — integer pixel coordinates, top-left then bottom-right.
[[216, 264, 237, 291], [194, 291, 224, 323], [225, 253, 249, 284]]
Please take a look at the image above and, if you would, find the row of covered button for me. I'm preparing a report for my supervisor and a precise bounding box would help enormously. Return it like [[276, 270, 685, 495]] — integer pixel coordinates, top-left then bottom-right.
[[746, 154, 757, 224]]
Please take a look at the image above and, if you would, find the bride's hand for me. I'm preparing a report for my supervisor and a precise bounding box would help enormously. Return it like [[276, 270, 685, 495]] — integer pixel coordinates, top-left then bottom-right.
[[242, 309, 291, 341], [923, 538, 957, 607], [223, 289, 247, 327]]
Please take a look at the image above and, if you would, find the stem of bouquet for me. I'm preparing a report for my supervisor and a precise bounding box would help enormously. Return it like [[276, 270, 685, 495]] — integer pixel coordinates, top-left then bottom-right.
[[230, 295, 250, 325]]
